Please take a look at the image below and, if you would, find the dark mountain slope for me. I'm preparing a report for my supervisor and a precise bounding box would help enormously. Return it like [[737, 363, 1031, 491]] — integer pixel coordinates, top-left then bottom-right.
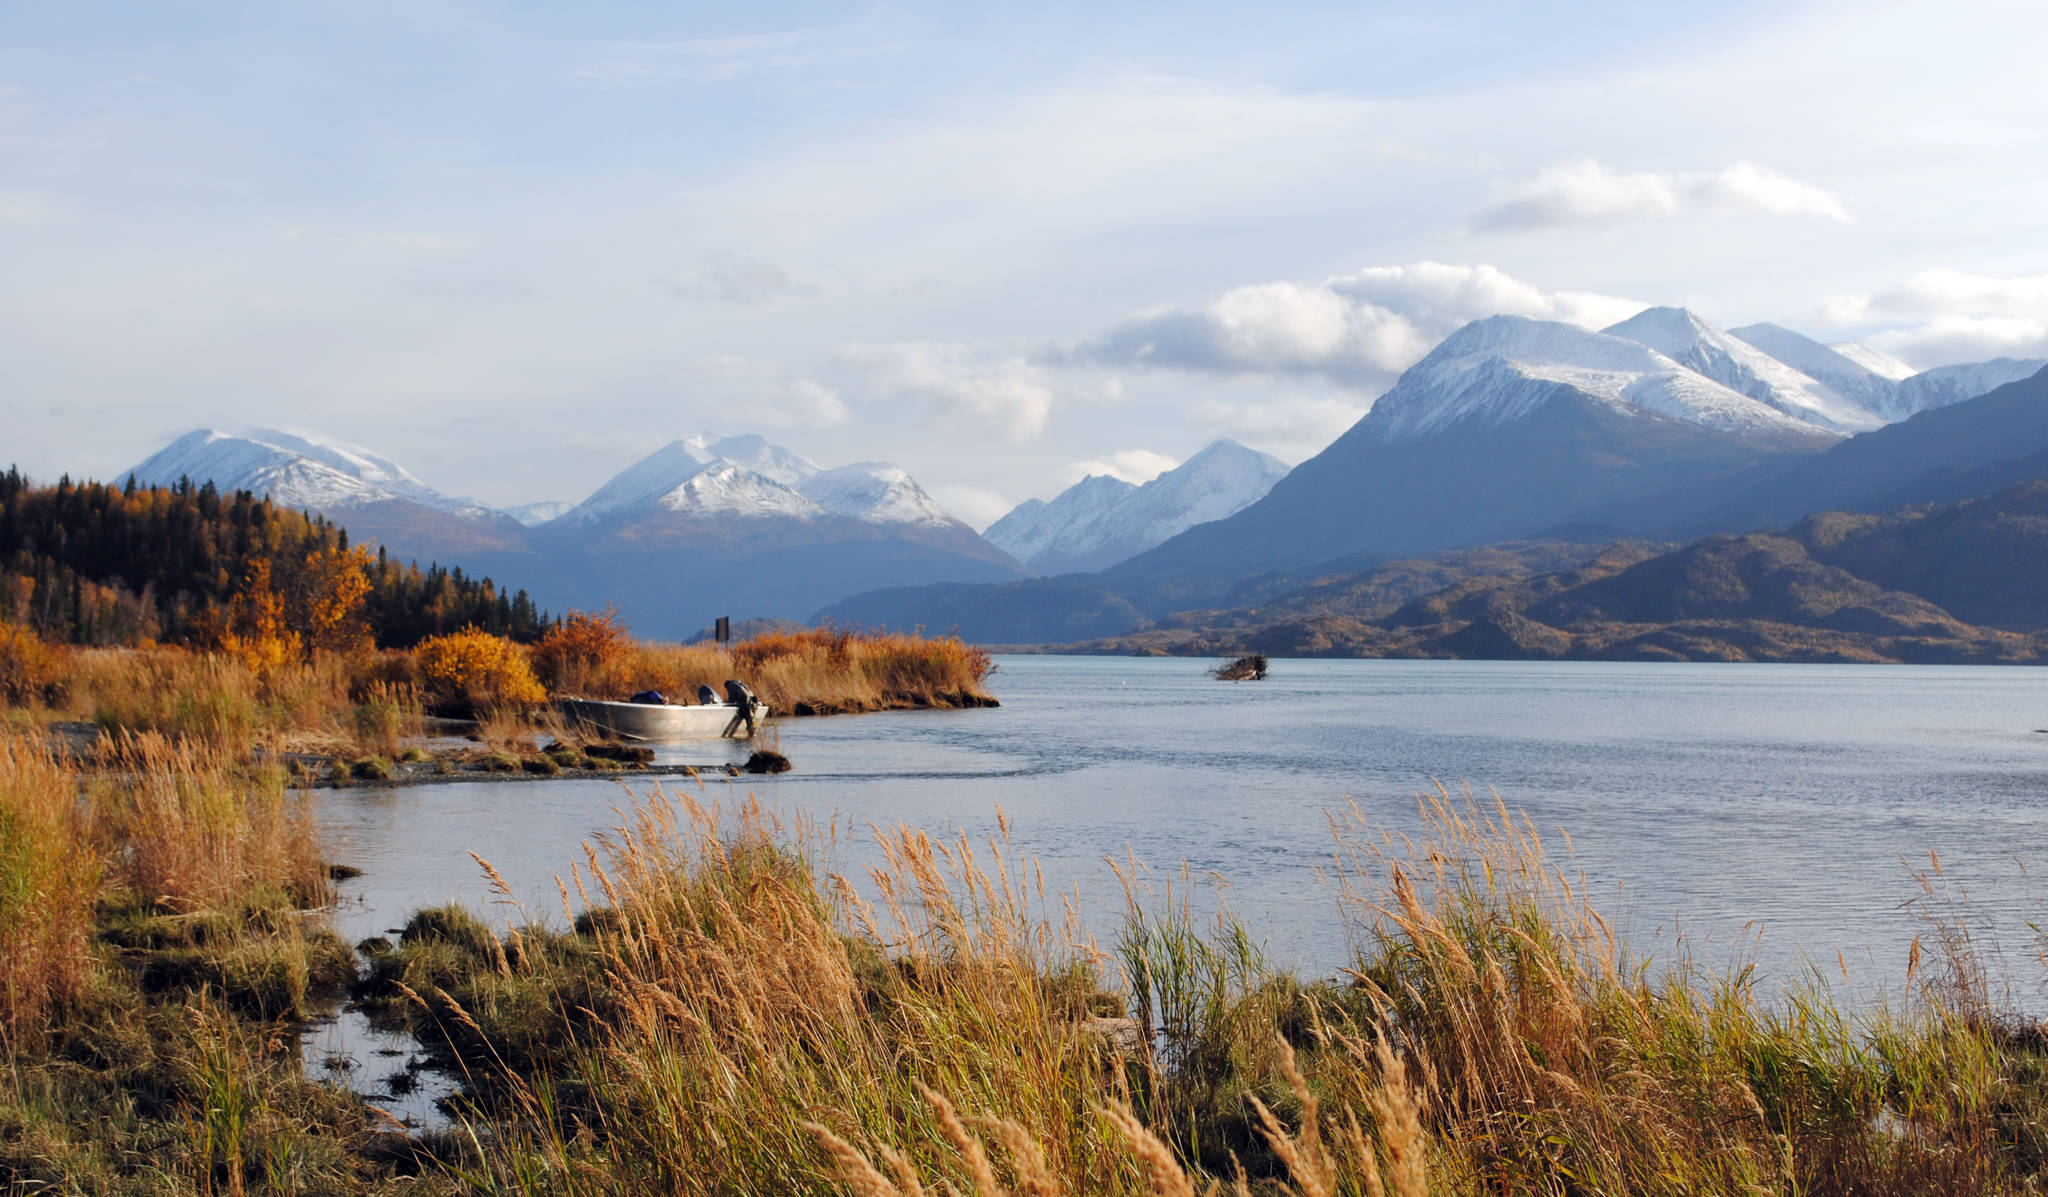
[[1097, 387, 1829, 615], [1662, 364, 2048, 534], [1795, 480, 2048, 631]]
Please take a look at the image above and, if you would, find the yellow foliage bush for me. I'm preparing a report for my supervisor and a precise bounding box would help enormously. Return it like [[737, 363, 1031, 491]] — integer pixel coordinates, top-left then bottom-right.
[[414, 627, 546, 711], [0, 623, 70, 708]]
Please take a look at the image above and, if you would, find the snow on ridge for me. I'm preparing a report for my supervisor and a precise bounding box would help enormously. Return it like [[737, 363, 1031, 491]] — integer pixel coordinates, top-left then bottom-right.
[[655, 461, 823, 519], [798, 462, 955, 527], [1826, 341, 1917, 383], [985, 440, 1288, 573], [121, 427, 518, 519], [1604, 308, 1882, 433], [1892, 358, 2048, 417], [984, 474, 1135, 564], [130, 429, 408, 512], [1364, 315, 1821, 444], [1726, 322, 1902, 415], [562, 433, 965, 529]]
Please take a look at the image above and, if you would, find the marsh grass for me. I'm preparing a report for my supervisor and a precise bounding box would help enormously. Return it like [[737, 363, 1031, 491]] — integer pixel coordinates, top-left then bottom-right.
[[0, 726, 437, 1193], [0, 735, 99, 1049], [372, 782, 2048, 1196], [90, 733, 328, 915]]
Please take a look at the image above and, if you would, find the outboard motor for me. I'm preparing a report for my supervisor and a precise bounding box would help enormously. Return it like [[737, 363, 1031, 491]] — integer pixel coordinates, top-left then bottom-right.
[[724, 679, 759, 735], [696, 683, 721, 707]]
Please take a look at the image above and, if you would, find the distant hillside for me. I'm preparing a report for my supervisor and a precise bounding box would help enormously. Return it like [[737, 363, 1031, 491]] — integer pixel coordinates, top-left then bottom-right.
[[818, 577, 1144, 645], [1053, 480, 2048, 664]]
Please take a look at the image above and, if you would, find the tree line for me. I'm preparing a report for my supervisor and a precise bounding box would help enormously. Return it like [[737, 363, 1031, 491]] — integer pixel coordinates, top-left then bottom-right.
[[0, 467, 551, 648]]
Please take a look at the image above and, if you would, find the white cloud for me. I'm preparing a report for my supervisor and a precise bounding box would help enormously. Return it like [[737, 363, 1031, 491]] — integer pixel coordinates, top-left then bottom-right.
[[1817, 270, 2048, 367], [1191, 396, 1366, 459], [1060, 448, 1178, 486], [927, 484, 1015, 532], [840, 342, 1059, 441], [697, 355, 848, 427], [673, 251, 813, 305], [1078, 261, 1645, 390], [1473, 160, 1851, 232]]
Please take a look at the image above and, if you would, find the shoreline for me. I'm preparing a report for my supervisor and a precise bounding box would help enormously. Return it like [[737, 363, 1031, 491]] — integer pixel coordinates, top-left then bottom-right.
[[291, 757, 769, 789]]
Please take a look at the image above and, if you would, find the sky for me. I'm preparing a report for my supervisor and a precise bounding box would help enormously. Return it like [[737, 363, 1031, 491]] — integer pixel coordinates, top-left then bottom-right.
[[5, 1, 2048, 528]]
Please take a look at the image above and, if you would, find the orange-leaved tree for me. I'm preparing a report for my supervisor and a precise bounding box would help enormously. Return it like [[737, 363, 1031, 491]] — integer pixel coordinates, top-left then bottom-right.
[[212, 544, 376, 674], [530, 605, 633, 695]]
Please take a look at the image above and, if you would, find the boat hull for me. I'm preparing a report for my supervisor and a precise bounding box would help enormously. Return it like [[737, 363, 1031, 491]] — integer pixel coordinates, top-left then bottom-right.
[[558, 698, 768, 741]]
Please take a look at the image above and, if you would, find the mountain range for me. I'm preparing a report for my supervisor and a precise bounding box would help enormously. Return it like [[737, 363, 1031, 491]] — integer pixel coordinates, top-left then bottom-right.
[[128, 429, 1026, 638], [118, 303, 2048, 653], [826, 308, 2047, 643]]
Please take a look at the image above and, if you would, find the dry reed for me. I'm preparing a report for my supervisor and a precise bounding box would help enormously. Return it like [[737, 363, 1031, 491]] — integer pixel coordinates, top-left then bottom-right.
[[0, 735, 99, 1049], [90, 732, 327, 912]]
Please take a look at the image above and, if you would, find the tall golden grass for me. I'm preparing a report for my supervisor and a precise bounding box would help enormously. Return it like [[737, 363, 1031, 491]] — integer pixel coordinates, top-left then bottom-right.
[[90, 733, 327, 913], [536, 621, 997, 714], [0, 736, 99, 1051], [385, 782, 2048, 1196]]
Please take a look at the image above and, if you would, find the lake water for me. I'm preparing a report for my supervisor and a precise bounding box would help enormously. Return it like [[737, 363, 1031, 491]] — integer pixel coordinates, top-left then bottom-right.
[[310, 657, 2048, 1115]]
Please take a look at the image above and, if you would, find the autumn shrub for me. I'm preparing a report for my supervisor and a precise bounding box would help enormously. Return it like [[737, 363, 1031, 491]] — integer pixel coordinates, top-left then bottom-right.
[[413, 626, 546, 713], [531, 605, 633, 695], [0, 735, 98, 1050], [0, 622, 69, 708]]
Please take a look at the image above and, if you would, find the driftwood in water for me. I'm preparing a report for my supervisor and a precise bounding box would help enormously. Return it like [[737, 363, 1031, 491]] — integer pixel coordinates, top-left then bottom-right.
[[1210, 654, 1268, 681]]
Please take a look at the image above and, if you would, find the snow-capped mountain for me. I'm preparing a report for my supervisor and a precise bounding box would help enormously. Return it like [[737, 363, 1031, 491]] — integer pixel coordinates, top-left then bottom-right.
[[985, 441, 1290, 574], [797, 463, 955, 527], [1825, 341, 1916, 382], [126, 428, 553, 603], [1725, 323, 1902, 415], [558, 433, 959, 530], [1604, 308, 1882, 433], [653, 460, 825, 520], [130, 428, 472, 512], [1362, 315, 1831, 445], [557, 434, 804, 525], [534, 432, 1024, 633], [1892, 359, 2048, 418], [985, 475, 1137, 571], [1727, 324, 2044, 423]]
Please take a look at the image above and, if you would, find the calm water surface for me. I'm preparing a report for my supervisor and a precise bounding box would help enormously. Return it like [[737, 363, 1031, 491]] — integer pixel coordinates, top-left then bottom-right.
[[320, 657, 2048, 1013]]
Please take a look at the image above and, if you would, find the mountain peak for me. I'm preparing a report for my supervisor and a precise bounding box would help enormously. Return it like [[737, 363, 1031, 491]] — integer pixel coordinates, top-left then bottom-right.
[[1363, 315, 1819, 444], [1604, 308, 1882, 433], [559, 433, 966, 532], [797, 461, 956, 527], [129, 427, 461, 512], [984, 443, 1288, 574]]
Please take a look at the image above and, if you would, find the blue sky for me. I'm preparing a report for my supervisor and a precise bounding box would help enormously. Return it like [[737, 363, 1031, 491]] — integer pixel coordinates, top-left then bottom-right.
[[6, 1, 2048, 525]]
